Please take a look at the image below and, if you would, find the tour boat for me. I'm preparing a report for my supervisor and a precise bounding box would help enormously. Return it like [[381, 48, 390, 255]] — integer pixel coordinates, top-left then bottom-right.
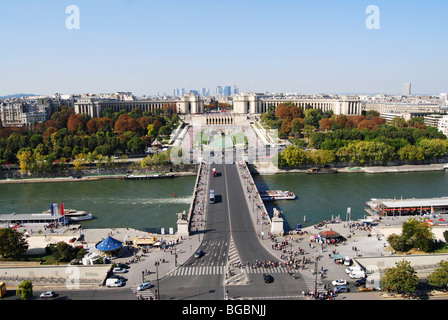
[[259, 190, 296, 201], [42, 209, 93, 221]]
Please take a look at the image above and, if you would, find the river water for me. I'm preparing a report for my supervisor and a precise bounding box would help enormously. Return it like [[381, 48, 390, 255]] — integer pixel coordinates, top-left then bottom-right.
[[1, 171, 447, 232]]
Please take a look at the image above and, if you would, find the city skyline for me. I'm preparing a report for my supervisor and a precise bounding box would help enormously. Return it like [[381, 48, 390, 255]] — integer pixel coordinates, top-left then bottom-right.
[[0, 1, 447, 96]]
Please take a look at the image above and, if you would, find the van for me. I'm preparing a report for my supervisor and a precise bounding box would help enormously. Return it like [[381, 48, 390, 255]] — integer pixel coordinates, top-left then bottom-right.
[[345, 266, 362, 274], [349, 270, 366, 279], [106, 278, 123, 287]]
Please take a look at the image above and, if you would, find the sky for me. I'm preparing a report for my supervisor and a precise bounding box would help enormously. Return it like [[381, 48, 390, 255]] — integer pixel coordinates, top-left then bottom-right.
[[0, 0, 447, 96]]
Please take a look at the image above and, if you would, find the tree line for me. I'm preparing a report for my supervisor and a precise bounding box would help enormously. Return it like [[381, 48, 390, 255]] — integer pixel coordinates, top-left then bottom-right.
[[0, 106, 180, 173], [262, 102, 448, 167]]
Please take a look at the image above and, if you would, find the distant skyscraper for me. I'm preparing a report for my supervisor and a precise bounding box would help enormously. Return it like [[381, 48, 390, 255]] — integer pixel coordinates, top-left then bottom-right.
[[202, 88, 206, 96], [216, 86, 223, 96], [403, 83, 411, 96], [224, 86, 231, 96]]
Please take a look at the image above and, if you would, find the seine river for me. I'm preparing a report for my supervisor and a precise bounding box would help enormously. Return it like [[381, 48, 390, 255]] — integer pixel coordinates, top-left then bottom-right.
[[1, 171, 447, 232]]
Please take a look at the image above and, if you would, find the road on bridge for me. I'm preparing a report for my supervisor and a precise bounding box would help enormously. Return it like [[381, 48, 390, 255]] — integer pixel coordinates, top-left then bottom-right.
[[157, 163, 308, 300]]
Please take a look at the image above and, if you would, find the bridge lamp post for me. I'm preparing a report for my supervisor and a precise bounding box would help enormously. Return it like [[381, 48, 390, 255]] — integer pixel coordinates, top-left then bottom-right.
[[313, 251, 321, 299], [154, 261, 160, 300]]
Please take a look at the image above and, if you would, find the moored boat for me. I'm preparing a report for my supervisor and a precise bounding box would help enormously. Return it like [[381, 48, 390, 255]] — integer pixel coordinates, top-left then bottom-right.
[[42, 209, 93, 221], [259, 190, 296, 201], [307, 166, 338, 174]]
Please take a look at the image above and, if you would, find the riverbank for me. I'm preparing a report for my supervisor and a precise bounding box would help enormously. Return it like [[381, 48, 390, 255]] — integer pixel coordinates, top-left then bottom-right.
[[0, 171, 197, 184], [261, 163, 447, 175], [1, 163, 446, 184]]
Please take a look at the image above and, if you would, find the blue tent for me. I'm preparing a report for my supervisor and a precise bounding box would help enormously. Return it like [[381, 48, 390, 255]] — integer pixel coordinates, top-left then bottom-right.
[[96, 236, 123, 252]]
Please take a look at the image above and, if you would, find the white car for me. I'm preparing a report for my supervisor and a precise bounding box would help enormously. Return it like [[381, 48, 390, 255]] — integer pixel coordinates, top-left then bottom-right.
[[113, 267, 128, 274], [40, 291, 57, 298], [137, 282, 152, 291], [332, 279, 347, 286]]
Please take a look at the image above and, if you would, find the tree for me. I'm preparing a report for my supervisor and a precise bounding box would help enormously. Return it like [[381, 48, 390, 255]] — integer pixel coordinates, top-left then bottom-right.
[[114, 114, 140, 134], [428, 260, 448, 290], [275, 103, 302, 120], [381, 260, 419, 296], [17, 280, 33, 300], [281, 145, 308, 167], [397, 145, 425, 162], [73, 153, 86, 171], [387, 218, 436, 252], [0, 228, 29, 259], [17, 148, 34, 172], [67, 114, 84, 132], [319, 118, 333, 131]]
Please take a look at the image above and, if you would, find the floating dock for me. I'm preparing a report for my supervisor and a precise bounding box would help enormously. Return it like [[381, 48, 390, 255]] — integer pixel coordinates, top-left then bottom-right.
[[365, 197, 448, 216]]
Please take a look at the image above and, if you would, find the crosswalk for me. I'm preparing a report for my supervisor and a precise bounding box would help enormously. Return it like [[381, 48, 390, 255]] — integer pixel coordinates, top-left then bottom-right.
[[131, 288, 156, 300], [301, 271, 325, 292], [170, 264, 292, 277], [171, 265, 226, 276]]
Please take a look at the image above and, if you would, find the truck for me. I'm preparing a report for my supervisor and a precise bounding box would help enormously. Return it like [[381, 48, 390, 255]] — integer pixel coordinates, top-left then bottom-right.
[[212, 168, 217, 177], [349, 270, 366, 279], [345, 266, 362, 274]]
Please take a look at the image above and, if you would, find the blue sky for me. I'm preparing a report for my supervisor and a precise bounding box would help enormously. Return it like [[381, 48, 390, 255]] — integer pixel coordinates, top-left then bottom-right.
[[0, 0, 447, 96]]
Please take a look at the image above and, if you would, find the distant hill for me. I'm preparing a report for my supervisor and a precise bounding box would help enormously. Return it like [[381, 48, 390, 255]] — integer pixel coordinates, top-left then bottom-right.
[[0, 94, 38, 99]]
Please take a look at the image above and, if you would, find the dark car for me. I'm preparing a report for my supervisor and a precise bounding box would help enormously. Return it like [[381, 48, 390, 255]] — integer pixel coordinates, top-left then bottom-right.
[[117, 263, 130, 269], [263, 274, 273, 283], [355, 278, 366, 286]]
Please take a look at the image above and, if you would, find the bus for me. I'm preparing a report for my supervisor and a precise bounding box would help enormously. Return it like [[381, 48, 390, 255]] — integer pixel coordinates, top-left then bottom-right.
[[0, 282, 6, 298], [209, 190, 215, 204]]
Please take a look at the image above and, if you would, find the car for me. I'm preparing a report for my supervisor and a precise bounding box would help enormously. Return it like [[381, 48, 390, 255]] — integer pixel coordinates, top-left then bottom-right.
[[40, 291, 57, 298], [117, 263, 130, 269], [194, 249, 204, 259], [355, 278, 366, 287], [110, 275, 126, 281], [137, 282, 152, 291], [333, 286, 349, 294], [69, 237, 77, 243], [359, 285, 375, 292], [331, 279, 347, 286], [113, 267, 128, 274], [263, 274, 274, 283]]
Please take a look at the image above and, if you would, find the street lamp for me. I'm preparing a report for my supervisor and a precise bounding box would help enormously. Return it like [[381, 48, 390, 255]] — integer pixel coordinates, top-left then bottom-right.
[[314, 251, 321, 299], [154, 261, 160, 300]]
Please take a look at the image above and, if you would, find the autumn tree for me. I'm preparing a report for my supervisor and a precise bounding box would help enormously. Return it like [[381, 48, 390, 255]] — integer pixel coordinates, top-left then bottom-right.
[[67, 114, 84, 132], [87, 118, 114, 134], [114, 114, 141, 134], [275, 103, 302, 120], [319, 118, 333, 131]]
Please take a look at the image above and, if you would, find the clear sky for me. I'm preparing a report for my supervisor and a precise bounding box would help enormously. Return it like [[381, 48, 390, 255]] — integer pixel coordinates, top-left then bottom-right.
[[0, 0, 447, 96]]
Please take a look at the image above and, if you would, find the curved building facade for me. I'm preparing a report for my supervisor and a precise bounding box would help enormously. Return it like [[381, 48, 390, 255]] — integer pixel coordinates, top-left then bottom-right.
[[233, 92, 362, 116]]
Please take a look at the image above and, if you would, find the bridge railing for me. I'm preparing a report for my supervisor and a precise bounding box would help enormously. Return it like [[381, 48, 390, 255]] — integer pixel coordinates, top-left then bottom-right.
[[186, 162, 206, 234], [236, 161, 272, 234]]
